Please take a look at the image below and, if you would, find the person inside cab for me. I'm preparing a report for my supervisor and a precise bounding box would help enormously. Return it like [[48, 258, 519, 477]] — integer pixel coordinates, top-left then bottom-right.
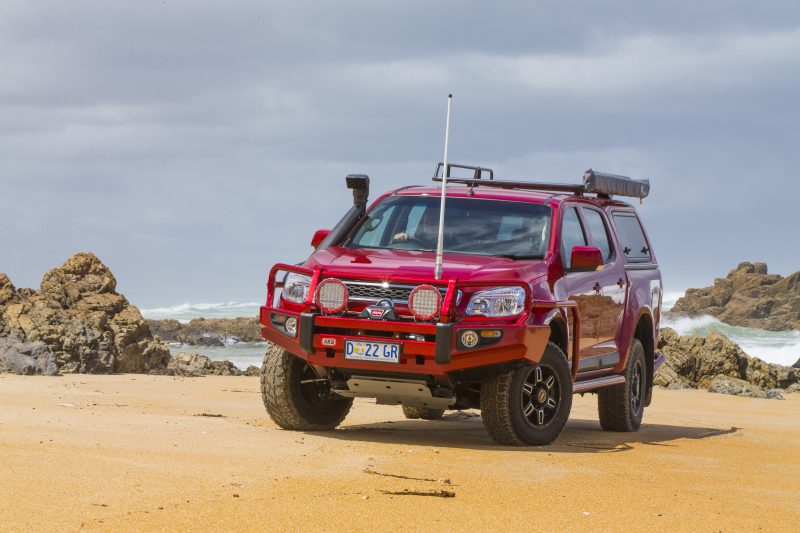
[[392, 206, 439, 249]]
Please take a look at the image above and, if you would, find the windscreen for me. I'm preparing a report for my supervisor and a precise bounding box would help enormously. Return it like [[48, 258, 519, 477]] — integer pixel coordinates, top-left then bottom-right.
[[345, 195, 552, 259]]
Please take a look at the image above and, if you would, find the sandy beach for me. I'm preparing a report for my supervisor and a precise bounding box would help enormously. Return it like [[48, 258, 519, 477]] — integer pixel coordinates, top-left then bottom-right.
[[1, 374, 798, 532]]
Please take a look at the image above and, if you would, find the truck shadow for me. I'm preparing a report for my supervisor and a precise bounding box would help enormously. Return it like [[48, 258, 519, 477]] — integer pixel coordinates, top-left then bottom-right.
[[321, 415, 738, 453]]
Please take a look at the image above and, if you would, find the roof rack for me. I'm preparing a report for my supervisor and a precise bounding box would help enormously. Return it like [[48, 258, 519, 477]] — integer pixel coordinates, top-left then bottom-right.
[[431, 162, 650, 199]]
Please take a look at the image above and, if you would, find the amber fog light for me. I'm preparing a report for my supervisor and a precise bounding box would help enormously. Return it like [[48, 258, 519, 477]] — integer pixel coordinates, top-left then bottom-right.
[[315, 278, 348, 314], [409, 284, 441, 321], [461, 330, 479, 348]]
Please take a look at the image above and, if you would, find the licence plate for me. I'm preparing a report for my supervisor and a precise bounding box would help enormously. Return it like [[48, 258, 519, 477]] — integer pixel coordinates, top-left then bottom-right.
[[344, 339, 401, 364]]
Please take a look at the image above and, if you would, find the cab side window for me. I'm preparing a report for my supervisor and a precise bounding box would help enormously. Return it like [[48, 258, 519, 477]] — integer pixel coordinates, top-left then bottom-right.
[[582, 208, 613, 262], [560, 207, 586, 269], [612, 212, 652, 263]]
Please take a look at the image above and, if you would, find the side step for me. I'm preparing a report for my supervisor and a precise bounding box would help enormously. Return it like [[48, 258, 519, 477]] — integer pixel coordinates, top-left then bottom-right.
[[573, 375, 625, 394]]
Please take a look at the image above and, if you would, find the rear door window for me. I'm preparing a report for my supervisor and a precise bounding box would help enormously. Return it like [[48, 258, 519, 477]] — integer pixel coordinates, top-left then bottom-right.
[[582, 208, 613, 262], [560, 207, 586, 269], [612, 212, 652, 262]]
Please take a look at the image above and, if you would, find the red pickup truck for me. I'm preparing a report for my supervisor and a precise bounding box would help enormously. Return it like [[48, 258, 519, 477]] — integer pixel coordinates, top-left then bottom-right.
[[259, 164, 664, 445]]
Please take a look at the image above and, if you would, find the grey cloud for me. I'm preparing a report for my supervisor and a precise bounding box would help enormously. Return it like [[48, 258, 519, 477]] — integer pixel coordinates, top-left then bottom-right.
[[1, 1, 798, 304]]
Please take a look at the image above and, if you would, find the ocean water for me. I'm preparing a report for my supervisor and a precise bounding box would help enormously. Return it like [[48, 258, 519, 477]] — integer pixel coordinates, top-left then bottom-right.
[[141, 295, 800, 368], [140, 302, 265, 370]]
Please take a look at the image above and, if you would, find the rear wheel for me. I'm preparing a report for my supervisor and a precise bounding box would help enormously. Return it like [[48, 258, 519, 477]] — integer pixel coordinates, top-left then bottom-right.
[[598, 338, 646, 432], [260, 344, 353, 430], [481, 342, 573, 446], [402, 405, 445, 420]]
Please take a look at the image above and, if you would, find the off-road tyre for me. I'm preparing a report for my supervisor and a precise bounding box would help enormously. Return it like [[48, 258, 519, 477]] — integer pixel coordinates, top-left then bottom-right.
[[598, 338, 646, 432], [261, 344, 353, 431], [402, 405, 445, 420], [480, 342, 573, 446]]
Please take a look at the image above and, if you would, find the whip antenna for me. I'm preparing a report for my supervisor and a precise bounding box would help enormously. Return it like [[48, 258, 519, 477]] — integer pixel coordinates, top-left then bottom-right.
[[434, 94, 452, 280]]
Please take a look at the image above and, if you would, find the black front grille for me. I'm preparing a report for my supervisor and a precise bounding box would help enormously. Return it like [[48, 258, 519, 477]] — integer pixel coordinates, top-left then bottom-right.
[[343, 282, 449, 304], [344, 282, 414, 303]]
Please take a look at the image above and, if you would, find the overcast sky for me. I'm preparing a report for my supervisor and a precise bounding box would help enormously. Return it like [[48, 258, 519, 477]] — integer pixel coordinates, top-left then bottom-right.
[[1, 1, 798, 307]]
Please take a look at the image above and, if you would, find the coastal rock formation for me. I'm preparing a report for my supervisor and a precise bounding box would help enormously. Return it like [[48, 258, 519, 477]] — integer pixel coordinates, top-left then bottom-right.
[[655, 327, 799, 397], [794, 358, 800, 369], [148, 317, 261, 346], [671, 262, 800, 331], [0, 253, 170, 374]]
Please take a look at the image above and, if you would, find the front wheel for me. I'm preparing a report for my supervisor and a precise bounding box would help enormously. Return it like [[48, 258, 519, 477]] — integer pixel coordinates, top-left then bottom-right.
[[260, 344, 353, 430], [481, 342, 573, 446], [598, 338, 646, 432]]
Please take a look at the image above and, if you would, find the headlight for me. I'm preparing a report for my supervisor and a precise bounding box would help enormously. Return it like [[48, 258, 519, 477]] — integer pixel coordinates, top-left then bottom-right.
[[465, 287, 526, 317], [282, 272, 311, 304]]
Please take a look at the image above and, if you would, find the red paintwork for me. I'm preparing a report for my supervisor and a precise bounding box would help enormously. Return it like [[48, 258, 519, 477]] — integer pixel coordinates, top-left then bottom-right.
[[260, 183, 662, 387]]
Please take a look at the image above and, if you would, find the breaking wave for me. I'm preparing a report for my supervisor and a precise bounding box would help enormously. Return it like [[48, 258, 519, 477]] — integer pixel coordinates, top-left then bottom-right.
[[661, 314, 800, 367], [140, 301, 261, 322]]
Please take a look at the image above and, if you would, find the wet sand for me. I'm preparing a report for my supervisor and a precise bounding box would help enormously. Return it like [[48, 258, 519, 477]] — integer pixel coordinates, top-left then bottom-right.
[[0, 374, 798, 532]]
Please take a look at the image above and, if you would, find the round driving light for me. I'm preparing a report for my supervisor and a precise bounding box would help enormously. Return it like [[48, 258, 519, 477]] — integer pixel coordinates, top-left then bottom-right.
[[408, 284, 441, 321], [461, 330, 479, 348], [284, 316, 298, 336], [315, 278, 348, 314]]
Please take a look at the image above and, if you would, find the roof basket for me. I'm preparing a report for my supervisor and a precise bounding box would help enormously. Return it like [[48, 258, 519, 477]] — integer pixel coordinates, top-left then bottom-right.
[[431, 161, 650, 199], [434, 162, 494, 181]]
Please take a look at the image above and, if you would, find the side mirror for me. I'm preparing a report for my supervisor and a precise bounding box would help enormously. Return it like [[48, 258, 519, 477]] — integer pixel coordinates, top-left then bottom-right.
[[310, 229, 331, 249], [569, 246, 603, 272]]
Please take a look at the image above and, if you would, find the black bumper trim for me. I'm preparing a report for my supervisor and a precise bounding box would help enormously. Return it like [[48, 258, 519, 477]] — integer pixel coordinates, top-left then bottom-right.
[[435, 323, 453, 364], [299, 313, 315, 354]]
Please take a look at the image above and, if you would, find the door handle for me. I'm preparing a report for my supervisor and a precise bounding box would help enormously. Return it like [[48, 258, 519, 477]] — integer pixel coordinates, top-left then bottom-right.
[[593, 282, 601, 293]]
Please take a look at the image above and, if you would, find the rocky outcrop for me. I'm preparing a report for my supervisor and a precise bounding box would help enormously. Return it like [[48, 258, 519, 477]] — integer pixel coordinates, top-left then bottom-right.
[[655, 327, 799, 398], [148, 317, 261, 346], [0, 253, 170, 374], [163, 352, 258, 377], [793, 358, 800, 369], [670, 262, 800, 331]]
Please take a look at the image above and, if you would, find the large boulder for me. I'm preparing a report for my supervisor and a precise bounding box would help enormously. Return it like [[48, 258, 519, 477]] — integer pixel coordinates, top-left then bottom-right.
[[655, 327, 799, 397], [0, 332, 58, 375], [707, 375, 784, 399], [148, 317, 261, 345], [670, 262, 800, 331], [0, 253, 170, 374]]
